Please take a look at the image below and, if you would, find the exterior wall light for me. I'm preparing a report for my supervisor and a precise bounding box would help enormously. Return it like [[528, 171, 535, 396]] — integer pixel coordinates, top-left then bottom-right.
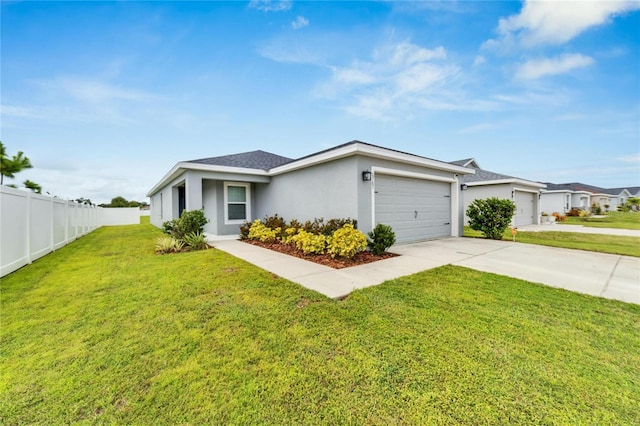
[[362, 170, 372, 182], [460, 183, 468, 191]]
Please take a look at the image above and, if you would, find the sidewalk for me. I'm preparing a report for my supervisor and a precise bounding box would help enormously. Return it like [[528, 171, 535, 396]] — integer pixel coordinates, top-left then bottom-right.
[[518, 223, 640, 237], [212, 238, 640, 304]]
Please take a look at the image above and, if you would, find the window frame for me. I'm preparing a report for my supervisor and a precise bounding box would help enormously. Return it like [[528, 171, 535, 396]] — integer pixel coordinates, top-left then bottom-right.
[[223, 181, 251, 225]]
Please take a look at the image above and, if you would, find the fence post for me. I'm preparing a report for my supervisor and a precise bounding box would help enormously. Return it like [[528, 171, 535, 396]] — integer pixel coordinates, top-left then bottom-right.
[[25, 191, 32, 264], [65, 200, 69, 244], [50, 195, 55, 252]]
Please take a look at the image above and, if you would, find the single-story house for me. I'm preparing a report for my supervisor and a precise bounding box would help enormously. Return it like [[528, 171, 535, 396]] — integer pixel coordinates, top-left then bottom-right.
[[449, 158, 546, 227], [147, 141, 475, 244], [540, 183, 638, 213]]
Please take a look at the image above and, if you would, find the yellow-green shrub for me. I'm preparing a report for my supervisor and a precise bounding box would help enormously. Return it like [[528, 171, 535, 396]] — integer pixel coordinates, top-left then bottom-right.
[[292, 230, 327, 255], [327, 224, 367, 258], [281, 227, 299, 245], [247, 220, 279, 243]]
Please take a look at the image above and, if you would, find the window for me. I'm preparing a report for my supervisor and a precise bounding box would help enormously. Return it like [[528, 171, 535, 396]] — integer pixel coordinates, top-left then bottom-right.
[[224, 182, 250, 224]]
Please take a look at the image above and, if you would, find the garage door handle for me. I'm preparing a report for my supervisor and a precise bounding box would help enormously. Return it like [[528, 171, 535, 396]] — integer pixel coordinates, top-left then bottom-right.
[[444, 222, 450, 225], [414, 210, 418, 218]]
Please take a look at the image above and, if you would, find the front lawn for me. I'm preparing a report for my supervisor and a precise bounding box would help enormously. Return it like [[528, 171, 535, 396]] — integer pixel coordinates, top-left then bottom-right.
[[464, 226, 640, 257], [560, 212, 640, 230], [2, 223, 639, 424]]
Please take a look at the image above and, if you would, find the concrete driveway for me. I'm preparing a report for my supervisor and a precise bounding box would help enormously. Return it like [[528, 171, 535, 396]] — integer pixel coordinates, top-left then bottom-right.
[[213, 237, 640, 304]]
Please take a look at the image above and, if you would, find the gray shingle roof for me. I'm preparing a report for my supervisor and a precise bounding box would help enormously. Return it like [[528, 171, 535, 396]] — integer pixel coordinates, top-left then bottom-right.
[[188, 150, 293, 171], [608, 186, 640, 195], [295, 140, 449, 165], [542, 182, 608, 193], [543, 182, 640, 195], [461, 168, 518, 183], [449, 158, 475, 167]]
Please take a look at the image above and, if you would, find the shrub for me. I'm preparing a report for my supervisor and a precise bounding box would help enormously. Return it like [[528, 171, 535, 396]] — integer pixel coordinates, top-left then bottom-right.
[[247, 220, 279, 243], [368, 224, 396, 255], [552, 212, 567, 222], [183, 232, 209, 251], [155, 236, 185, 254], [239, 221, 252, 240], [567, 208, 582, 217], [164, 209, 209, 240], [327, 224, 368, 258], [579, 209, 590, 218], [466, 197, 516, 240], [281, 227, 299, 245], [292, 230, 327, 255], [591, 203, 602, 215], [299, 217, 358, 235]]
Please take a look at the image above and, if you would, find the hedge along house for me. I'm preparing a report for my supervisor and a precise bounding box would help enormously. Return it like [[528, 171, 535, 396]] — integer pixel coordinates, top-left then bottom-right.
[[450, 158, 546, 227], [147, 141, 475, 244]]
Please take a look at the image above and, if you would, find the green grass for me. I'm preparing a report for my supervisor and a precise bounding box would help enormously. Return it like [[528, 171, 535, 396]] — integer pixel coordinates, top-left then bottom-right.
[[560, 212, 640, 230], [464, 227, 640, 257], [2, 223, 639, 424]]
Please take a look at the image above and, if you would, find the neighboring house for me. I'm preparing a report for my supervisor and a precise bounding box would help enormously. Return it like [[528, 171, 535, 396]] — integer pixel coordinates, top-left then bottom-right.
[[540, 183, 638, 213], [450, 158, 546, 227], [147, 141, 475, 244]]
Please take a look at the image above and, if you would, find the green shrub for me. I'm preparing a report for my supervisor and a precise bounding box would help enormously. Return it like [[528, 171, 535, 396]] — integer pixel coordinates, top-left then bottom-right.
[[292, 230, 327, 255], [300, 217, 358, 235], [466, 197, 516, 240], [239, 221, 252, 240], [327, 224, 367, 258], [591, 203, 603, 215], [368, 224, 396, 255], [183, 232, 209, 251], [164, 209, 209, 240], [155, 236, 185, 254]]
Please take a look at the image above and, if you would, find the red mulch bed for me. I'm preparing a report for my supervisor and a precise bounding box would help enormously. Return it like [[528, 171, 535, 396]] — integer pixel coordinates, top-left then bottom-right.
[[242, 240, 397, 269]]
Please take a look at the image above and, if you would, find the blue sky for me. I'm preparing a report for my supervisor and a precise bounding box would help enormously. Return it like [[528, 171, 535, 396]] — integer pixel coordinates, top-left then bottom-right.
[[2, 0, 639, 204]]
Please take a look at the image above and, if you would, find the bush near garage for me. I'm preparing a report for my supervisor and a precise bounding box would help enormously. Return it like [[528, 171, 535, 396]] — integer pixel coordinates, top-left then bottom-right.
[[466, 197, 516, 240], [368, 223, 396, 255]]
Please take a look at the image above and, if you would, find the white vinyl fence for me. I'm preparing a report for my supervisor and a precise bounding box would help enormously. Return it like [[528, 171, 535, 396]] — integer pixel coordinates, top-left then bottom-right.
[[0, 186, 140, 277]]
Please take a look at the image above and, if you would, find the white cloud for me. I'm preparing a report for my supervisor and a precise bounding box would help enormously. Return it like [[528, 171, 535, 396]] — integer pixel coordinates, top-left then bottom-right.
[[554, 113, 587, 121], [248, 0, 291, 12], [48, 77, 158, 103], [473, 55, 486, 67], [320, 41, 476, 120], [515, 53, 594, 80], [616, 153, 640, 164], [291, 16, 309, 30], [485, 0, 640, 49], [458, 122, 500, 134], [257, 41, 322, 64]]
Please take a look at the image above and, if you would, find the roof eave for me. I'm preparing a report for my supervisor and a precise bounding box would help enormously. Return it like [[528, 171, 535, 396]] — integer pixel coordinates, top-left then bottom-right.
[[467, 178, 546, 188], [146, 162, 269, 197], [269, 142, 475, 176]]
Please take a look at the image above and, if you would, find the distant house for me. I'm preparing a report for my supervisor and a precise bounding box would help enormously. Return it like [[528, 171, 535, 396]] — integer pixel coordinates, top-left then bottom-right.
[[449, 158, 545, 227], [147, 141, 475, 244], [540, 183, 638, 213]]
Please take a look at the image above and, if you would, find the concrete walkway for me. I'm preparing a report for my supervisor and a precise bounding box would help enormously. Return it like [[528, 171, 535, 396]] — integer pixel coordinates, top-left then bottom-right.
[[518, 223, 640, 237], [212, 238, 639, 305]]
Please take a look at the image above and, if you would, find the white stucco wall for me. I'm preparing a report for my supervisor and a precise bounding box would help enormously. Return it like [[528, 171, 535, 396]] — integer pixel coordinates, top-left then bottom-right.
[[540, 192, 568, 214], [255, 156, 359, 224]]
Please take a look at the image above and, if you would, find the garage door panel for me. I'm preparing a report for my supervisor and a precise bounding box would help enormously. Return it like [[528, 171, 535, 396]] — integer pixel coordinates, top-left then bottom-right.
[[514, 191, 534, 226], [374, 175, 451, 244]]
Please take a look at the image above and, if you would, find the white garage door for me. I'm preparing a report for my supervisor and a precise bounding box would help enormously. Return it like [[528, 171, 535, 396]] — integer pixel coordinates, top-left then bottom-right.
[[374, 174, 451, 244], [514, 191, 535, 226]]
